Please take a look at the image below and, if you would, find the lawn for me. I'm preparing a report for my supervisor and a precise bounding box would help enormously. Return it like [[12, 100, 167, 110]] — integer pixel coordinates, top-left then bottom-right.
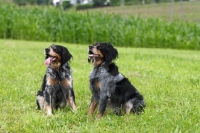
[[82, 1, 200, 23], [0, 39, 199, 132]]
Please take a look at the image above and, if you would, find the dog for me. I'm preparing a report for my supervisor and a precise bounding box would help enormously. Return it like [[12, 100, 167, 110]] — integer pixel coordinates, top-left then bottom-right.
[[88, 42, 145, 118], [36, 44, 76, 115]]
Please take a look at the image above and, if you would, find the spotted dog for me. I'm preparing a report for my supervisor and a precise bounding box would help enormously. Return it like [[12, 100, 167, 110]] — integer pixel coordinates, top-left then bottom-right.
[[88, 42, 145, 118], [36, 44, 76, 115]]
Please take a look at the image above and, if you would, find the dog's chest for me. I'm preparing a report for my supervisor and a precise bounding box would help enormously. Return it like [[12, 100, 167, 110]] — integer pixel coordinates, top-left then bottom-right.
[[46, 65, 72, 87], [90, 67, 110, 90], [47, 65, 71, 78], [90, 67, 125, 92]]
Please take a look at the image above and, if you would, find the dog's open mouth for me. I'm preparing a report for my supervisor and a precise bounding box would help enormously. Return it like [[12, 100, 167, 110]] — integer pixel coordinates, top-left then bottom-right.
[[44, 56, 57, 66], [88, 51, 99, 59]]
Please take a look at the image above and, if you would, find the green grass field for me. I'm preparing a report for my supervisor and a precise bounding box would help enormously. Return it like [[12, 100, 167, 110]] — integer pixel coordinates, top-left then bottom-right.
[[83, 1, 200, 23], [0, 39, 199, 132]]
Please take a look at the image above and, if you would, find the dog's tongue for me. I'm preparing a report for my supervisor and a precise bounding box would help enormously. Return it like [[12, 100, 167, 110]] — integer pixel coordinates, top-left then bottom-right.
[[88, 54, 100, 59], [44, 57, 53, 66], [89, 54, 94, 58]]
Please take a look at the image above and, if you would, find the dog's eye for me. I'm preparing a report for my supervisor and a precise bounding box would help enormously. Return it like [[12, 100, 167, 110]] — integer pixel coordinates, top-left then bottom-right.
[[53, 47, 56, 50], [97, 44, 101, 49]]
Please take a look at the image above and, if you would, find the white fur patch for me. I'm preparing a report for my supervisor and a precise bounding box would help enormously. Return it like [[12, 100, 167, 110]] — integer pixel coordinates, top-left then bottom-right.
[[37, 96, 44, 109], [125, 101, 133, 113]]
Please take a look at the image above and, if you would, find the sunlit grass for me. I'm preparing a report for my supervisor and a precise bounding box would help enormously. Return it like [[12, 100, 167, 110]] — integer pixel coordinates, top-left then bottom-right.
[[0, 39, 199, 132], [84, 1, 200, 23]]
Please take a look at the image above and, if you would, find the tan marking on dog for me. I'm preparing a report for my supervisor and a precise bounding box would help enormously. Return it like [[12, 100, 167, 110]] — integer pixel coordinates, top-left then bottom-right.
[[96, 113, 104, 119], [44, 101, 52, 115], [37, 96, 44, 109], [51, 62, 61, 70], [124, 101, 133, 114], [49, 47, 61, 70], [67, 96, 76, 111], [49, 47, 61, 61], [47, 77, 57, 86], [95, 81, 101, 89], [61, 79, 72, 88], [46, 105, 52, 115], [91, 47, 104, 66], [88, 100, 98, 115]]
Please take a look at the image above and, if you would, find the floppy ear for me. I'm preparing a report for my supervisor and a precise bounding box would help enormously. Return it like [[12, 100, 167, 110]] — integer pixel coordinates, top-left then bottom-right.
[[61, 46, 72, 65], [104, 43, 118, 63]]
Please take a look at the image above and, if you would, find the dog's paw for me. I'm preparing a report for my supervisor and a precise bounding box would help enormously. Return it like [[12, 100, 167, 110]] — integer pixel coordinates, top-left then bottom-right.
[[46, 109, 52, 116], [96, 114, 103, 119]]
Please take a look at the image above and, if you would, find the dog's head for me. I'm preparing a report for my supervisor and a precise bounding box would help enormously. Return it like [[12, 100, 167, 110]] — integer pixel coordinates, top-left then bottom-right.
[[44, 44, 72, 69], [88, 42, 118, 66]]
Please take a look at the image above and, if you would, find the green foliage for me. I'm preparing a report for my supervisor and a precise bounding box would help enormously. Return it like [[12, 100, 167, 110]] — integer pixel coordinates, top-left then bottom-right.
[[76, 3, 94, 10], [0, 39, 200, 132], [93, 0, 106, 7], [0, 3, 200, 49], [62, 1, 72, 10], [109, 0, 119, 6], [13, 0, 51, 6], [16, 0, 37, 5], [13, 0, 27, 6]]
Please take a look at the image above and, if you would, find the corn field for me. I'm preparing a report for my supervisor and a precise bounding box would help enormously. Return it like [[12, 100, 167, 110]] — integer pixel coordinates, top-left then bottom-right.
[[0, 3, 200, 49]]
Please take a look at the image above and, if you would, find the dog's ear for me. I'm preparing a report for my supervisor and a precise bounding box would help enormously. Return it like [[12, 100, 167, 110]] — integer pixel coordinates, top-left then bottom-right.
[[104, 43, 118, 63], [61, 46, 72, 65]]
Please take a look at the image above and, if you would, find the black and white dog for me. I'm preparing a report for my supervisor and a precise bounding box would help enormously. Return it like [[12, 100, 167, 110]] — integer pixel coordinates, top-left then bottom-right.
[[88, 42, 145, 118], [36, 44, 76, 115]]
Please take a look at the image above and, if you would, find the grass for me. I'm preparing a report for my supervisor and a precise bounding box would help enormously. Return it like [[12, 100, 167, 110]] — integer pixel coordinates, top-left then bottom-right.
[[0, 39, 199, 132], [82, 1, 200, 23]]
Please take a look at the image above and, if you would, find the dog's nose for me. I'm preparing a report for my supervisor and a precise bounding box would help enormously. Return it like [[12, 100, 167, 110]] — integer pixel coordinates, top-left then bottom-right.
[[45, 48, 50, 52], [89, 46, 93, 49]]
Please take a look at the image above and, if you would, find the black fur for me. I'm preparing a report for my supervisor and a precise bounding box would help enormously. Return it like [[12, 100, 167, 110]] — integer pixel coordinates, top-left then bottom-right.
[[100, 43, 118, 63], [36, 44, 76, 115], [88, 42, 145, 117]]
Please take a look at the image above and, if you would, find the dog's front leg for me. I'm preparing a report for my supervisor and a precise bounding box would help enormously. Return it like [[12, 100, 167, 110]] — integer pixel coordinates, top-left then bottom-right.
[[44, 87, 53, 115], [88, 96, 98, 115], [61, 79, 76, 111], [36, 91, 44, 110], [44, 85, 57, 115], [97, 93, 108, 118], [51, 91, 57, 110], [67, 88, 76, 111]]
